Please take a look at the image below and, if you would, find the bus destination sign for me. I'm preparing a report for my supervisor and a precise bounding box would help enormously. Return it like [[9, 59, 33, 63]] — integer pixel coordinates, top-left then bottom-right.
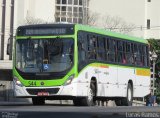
[[25, 28, 66, 35], [17, 26, 74, 36]]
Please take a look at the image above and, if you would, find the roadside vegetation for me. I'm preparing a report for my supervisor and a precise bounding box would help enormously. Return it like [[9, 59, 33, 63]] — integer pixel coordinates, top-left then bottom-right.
[[148, 39, 160, 104]]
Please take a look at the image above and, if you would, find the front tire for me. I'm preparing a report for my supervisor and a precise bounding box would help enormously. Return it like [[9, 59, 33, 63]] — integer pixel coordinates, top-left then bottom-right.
[[32, 97, 45, 105], [73, 82, 96, 106], [73, 98, 83, 106], [82, 84, 95, 106]]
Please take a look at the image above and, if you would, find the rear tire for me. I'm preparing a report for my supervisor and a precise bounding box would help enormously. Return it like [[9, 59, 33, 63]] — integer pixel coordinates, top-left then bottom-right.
[[115, 99, 122, 106], [122, 83, 133, 106], [32, 97, 45, 105]]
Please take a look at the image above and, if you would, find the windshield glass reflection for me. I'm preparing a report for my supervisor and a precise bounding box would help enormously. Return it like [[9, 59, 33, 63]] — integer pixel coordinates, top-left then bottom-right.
[[16, 38, 74, 73]]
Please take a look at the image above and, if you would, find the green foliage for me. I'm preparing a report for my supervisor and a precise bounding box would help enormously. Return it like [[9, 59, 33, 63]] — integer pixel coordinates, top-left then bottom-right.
[[147, 39, 160, 52], [147, 38, 160, 103]]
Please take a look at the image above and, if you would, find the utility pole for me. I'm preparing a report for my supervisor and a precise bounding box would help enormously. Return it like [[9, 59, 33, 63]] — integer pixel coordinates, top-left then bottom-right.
[[9, 0, 15, 60], [151, 51, 157, 95], [0, 0, 6, 60]]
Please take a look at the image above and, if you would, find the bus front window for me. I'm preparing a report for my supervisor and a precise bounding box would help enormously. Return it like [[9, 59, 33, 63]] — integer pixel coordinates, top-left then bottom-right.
[[16, 38, 74, 73]]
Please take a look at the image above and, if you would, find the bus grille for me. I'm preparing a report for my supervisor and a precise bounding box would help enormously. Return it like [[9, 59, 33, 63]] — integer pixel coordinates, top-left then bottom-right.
[[26, 88, 60, 95]]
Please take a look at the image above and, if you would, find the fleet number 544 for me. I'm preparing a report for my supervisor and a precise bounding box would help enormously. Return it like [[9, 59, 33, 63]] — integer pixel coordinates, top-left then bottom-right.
[[28, 81, 37, 86]]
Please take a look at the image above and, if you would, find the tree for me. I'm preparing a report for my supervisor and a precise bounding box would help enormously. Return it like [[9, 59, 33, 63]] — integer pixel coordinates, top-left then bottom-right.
[[102, 14, 136, 34], [87, 11, 100, 26], [147, 39, 160, 53], [147, 39, 160, 104], [24, 16, 46, 25], [86, 12, 136, 35]]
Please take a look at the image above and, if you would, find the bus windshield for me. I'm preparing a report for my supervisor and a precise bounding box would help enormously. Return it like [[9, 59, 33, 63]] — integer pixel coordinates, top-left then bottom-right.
[[15, 38, 74, 73]]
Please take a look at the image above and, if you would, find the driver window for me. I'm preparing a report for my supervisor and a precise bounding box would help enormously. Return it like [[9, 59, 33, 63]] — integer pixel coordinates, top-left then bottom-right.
[[78, 31, 87, 72]]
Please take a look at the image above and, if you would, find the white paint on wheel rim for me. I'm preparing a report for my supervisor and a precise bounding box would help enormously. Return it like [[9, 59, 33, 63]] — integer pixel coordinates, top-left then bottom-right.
[[88, 88, 93, 102], [128, 87, 132, 102]]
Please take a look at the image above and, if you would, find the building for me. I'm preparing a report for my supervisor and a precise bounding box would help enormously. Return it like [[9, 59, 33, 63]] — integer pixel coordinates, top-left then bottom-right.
[[55, 0, 89, 24], [89, 0, 160, 39]]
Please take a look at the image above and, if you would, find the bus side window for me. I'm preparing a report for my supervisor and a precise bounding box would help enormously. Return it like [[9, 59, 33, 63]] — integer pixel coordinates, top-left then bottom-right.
[[140, 45, 145, 66], [146, 46, 149, 67], [78, 32, 87, 71], [135, 44, 142, 66], [105, 37, 109, 61], [108, 39, 116, 62], [78, 42, 86, 62], [133, 44, 139, 66], [130, 43, 134, 65], [126, 42, 133, 65], [117, 40, 125, 64], [144, 45, 149, 67], [87, 34, 96, 60], [97, 37, 105, 61], [123, 42, 127, 64]]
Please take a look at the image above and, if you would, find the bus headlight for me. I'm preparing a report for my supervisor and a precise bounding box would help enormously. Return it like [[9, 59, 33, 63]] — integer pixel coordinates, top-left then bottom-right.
[[64, 74, 74, 86], [13, 77, 23, 87]]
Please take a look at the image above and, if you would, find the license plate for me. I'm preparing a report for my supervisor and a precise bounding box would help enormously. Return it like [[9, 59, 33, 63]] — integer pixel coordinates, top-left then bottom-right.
[[37, 92, 49, 96]]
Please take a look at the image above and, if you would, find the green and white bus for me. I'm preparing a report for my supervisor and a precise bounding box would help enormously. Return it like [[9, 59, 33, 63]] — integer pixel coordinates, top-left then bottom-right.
[[13, 23, 150, 106]]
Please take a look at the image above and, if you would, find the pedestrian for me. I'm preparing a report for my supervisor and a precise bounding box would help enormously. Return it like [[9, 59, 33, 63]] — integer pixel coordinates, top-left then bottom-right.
[[146, 92, 156, 106]]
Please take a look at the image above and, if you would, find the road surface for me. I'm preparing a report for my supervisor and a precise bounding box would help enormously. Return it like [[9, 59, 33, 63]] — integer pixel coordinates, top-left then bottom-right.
[[0, 102, 159, 118]]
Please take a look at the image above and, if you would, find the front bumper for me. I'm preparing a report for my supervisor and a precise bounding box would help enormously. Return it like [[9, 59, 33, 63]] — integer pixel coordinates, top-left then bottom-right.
[[13, 82, 78, 98]]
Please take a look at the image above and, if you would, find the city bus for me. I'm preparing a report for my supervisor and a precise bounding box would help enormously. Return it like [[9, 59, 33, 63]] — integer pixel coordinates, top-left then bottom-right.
[[13, 23, 150, 106]]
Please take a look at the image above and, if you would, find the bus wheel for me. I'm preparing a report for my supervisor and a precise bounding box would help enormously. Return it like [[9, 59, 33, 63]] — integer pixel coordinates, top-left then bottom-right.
[[115, 99, 122, 106], [122, 83, 133, 106], [81, 82, 96, 106], [73, 98, 82, 106], [32, 97, 45, 105]]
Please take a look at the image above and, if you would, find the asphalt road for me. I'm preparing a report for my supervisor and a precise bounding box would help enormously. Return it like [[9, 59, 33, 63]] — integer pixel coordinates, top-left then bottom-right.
[[0, 102, 160, 118]]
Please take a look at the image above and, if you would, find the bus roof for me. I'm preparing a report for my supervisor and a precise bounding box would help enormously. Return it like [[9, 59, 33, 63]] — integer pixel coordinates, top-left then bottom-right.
[[17, 23, 75, 29], [75, 24, 148, 44], [17, 23, 148, 44]]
